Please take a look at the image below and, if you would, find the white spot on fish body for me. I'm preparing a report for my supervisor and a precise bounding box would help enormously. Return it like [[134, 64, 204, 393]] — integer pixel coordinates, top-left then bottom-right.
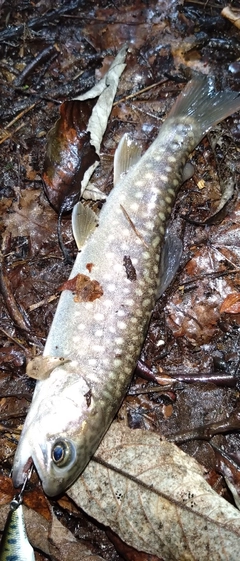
[[115, 337, 124, 345], [109, 326, 116, 333], [168, 155, 176, 163], [113, 263, 123, 273], [78, 324, 86, 331], [103, 273, 112, 281], [165, 166, 172, 173], [135, 180, 144, 188], [102, 358, 110, 365], [94, 313, 105, 321], [122, 228, 131, 237], [143, 298, 151, 307], [117, 309, 126, 317], [108, 284, 116, 292], [168, 188, 175, 196], [173, 179, 179, 187], [148, 202, 156, 211], [160, 174, 168, 182], [152, 236, 160, 248], [95, 329, 103, 337], [125, 298, 135, 306], [145, 221, 153, 229], [135, 191, 144, 199], [123, 287, 130, 294], [114, 358, 122, 367], [88, 358, 97, 366], [117, 321, 127, 330], [130, 202, 139, 212], [144, 172, 154, 179], [103, 299, 112, 307], [143, 251, 151, 260], [131, 317, 138, 324], [93, 344, 105, 353], [159, 212, 166, 221], [136, 288, 143, 296], [165, 196, 172, 204]]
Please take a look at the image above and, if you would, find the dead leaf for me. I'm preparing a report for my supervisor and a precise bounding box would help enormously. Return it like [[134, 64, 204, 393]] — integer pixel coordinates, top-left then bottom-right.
[[68, 423, 240, 561], [42, 100, 98, 213], [59, 273, 103, 302], [220, 293, 240, 314], [43, 45, 127, 213]]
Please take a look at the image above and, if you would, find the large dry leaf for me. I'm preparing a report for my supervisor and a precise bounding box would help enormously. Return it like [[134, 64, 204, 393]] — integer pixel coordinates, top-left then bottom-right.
[[68, 423, 240, 561]]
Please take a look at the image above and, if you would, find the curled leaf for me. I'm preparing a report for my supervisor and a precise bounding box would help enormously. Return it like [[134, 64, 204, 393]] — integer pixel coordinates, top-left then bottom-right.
[[42, 100, 98, 213]]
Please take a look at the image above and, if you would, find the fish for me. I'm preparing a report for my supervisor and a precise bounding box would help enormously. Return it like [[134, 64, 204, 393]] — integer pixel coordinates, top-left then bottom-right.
[[12, 75, 240, 497], [0, 499, 35, 561]]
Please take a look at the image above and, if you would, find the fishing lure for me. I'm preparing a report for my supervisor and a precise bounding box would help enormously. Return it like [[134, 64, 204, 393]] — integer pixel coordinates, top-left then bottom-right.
[[0, 472, 35, 561]]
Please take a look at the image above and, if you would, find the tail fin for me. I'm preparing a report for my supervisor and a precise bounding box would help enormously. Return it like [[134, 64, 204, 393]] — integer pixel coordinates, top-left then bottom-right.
[[168, 76, 240, 135]]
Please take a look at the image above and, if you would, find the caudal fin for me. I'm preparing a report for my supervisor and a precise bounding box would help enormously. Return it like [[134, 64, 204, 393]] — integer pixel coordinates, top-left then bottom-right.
[[168, 76, 240, 135]]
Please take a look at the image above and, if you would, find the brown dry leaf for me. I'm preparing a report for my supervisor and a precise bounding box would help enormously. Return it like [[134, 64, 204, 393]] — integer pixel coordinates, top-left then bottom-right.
[[221, 7, 240, 30], [59, 273, 103, 302], [220, 293, 240, 314], [68, 423, 240, 561]]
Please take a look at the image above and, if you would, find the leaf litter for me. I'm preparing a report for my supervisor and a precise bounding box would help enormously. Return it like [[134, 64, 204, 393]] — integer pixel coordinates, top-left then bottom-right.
[[1, 1, 240, 560]]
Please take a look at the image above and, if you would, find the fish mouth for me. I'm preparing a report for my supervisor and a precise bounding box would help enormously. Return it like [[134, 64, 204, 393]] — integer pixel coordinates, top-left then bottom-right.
[[12, 456, 33, 489]]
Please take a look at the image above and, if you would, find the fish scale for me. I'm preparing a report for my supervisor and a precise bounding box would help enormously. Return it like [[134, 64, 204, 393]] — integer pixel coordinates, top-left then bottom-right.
[[12, 76, 240, 496]]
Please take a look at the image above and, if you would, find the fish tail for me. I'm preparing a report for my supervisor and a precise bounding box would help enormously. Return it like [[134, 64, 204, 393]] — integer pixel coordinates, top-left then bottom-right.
[[168, 76, 240, 137]]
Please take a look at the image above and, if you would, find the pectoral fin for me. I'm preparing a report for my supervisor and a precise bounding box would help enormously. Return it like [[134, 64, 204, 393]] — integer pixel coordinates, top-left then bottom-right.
[[114, 133, 142, 186], [72, 202, 98, 250]]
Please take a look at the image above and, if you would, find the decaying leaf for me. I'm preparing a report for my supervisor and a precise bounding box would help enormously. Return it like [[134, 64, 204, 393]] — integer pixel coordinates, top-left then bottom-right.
[[43, 45, 128, 213], [221, 7, 240, 30], [27, 356, 70, 380], [59, 273, 103, 302], [42, 100, 98, 213], [220, 293, 240, 314], [68, 423, 240, 561]]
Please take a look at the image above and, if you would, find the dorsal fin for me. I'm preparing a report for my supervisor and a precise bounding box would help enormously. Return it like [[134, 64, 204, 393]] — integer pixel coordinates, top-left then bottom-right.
[[72, 202, 98, 250], [114, 133, 142, 187]]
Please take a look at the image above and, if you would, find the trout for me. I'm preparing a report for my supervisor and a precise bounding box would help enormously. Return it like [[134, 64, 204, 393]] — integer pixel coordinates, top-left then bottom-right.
[[12, 76, 240, 496]]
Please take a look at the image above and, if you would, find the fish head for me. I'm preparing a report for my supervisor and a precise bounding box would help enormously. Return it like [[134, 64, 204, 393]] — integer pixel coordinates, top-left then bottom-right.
[[12, 372, 96, 496]]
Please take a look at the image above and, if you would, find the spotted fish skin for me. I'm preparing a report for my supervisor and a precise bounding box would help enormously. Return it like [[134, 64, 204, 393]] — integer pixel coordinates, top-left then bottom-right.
[[12, 77, 240, 496], [0, 503, 35, 561]]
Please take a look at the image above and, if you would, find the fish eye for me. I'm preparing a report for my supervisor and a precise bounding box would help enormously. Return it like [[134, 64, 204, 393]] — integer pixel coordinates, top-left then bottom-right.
[[51, 439, 75, 467]]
